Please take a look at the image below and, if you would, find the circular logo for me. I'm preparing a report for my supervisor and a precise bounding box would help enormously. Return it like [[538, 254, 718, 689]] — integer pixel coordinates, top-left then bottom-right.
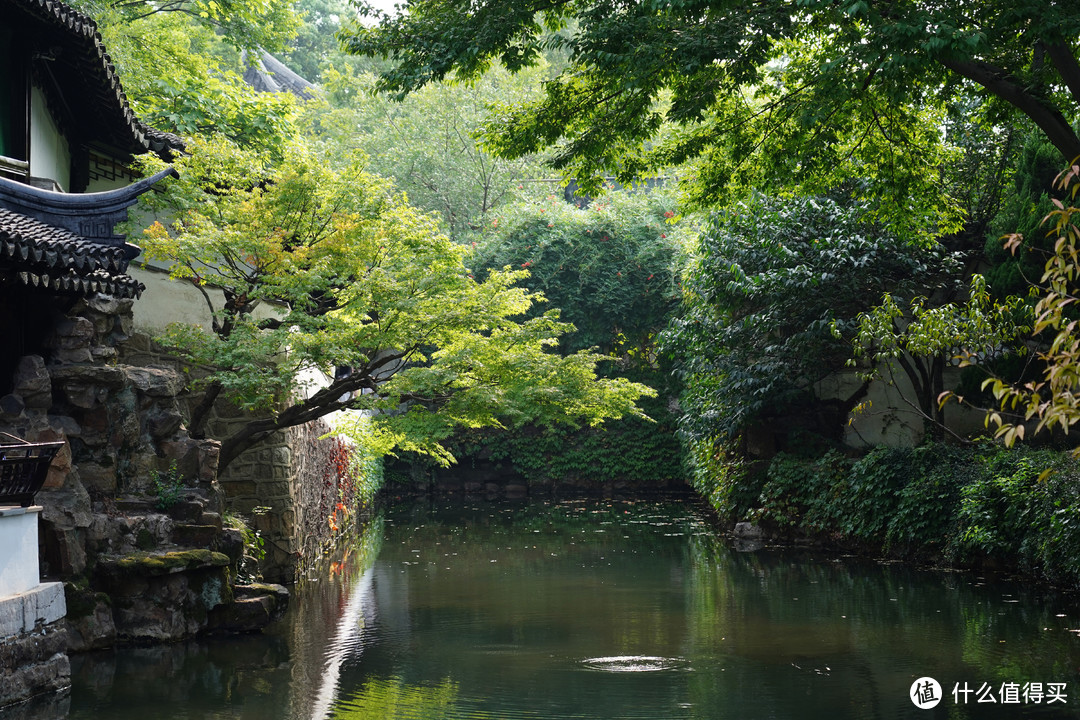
[[910, 677, 943, 709]]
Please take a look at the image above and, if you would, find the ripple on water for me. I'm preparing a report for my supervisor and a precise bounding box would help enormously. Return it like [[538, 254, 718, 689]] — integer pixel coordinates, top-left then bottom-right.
[[580, 655, 690, 673]]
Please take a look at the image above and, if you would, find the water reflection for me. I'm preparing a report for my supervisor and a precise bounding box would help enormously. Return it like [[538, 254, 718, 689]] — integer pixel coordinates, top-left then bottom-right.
[[9, 496, 1080, 720]]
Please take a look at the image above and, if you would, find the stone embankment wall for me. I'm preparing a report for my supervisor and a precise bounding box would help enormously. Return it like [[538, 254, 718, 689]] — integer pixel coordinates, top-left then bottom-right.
[[118, 336, 360, 584], [0, 295, 294, 708]]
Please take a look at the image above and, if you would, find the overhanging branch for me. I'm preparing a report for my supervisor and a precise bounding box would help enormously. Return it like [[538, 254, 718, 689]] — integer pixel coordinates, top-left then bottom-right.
[[938, 56, 1080, 162]]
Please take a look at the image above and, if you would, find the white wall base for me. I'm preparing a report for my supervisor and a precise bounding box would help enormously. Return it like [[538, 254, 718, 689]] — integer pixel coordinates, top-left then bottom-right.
[[0, 581, 66, 639], [0, 505, 42, 596]]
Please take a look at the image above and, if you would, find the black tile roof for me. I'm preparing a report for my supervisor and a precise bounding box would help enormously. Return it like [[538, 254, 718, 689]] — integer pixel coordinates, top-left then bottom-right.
[[0, 208, 143, 298], [4, 0, 185, 160]]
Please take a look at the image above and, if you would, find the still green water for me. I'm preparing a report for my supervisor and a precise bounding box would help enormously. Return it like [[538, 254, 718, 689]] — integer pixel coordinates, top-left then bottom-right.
[[28, 497, 1080, 719]]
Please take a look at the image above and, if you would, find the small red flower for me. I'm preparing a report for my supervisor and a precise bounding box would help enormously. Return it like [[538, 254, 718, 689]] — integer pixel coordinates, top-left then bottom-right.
[[522, 261, 532, 267]]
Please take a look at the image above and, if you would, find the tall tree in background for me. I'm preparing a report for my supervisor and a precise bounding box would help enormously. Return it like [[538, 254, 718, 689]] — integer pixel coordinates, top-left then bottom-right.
[[666, 195, 960, 448], [69, 0, 302, 153], [307, 63, 552, 240]]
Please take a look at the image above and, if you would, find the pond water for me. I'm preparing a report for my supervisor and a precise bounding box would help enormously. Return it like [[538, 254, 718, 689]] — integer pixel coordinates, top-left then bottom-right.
[[13, 495, 1080, 720]]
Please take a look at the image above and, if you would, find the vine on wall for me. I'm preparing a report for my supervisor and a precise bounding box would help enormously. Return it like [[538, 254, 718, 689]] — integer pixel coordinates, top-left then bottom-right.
[[293, 419, 384, 579]]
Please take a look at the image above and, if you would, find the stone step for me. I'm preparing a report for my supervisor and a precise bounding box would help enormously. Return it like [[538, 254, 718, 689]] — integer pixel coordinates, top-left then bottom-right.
[[171, 523, 222, 548], [93, 549, 233, 644], [207, 583, 289, 634]]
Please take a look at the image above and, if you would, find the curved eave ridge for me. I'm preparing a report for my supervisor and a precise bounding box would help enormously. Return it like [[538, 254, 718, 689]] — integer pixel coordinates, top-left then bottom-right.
[[11, 267, 143, 299], [0, 167, 177, 213], [0, 167, 176, 255]]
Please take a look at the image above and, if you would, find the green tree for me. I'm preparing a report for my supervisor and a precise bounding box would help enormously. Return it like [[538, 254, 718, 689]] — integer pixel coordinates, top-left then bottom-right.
[[845, 274, 1032, 439], [439, 186, 690, 489], [342, 0, 1080, 227], [469, 187, 689, 357], [666, 194, 959, 449], [73, 0, 299, 53], [134, 138, 653, 472], [279, 0, 350, 81]]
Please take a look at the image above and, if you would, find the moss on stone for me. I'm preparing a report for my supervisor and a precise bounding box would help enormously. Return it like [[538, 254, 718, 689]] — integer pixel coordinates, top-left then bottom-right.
[[110, 549, 230, 577], [64, 582, 98, 620]]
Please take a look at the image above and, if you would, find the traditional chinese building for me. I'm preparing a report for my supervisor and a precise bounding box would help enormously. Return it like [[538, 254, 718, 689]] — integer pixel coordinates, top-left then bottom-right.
[[0, 0, 183, 387]]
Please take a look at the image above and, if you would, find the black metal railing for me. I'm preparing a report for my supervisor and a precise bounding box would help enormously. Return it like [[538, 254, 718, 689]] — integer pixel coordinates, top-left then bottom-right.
[[0, 432, 64, 507]]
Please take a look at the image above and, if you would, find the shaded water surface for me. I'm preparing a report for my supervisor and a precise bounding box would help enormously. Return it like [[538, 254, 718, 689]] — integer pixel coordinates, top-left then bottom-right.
[[14, 496, 1080, 719]]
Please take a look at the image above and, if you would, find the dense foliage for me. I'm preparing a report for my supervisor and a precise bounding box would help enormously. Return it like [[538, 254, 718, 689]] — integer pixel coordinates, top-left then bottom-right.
[[666, 194, 958, 447], [344, 0, 1080, 235], [307, 63, 553, 241], [135, 138, 654, 472], [698, 442, 1080, 587], [470, 188, 689, 356], [70, 1, 302, 155], [409, 187, 693, 488]]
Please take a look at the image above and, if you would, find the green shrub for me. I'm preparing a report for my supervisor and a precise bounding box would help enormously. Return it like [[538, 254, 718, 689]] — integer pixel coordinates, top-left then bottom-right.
[[948, 446, 1080, 583], [752, 451, 850, 531], [695, 439, 1080, 587], [885, 444, 969, 551], [150, 461, 185, 511], [687, 436, 761, 521]]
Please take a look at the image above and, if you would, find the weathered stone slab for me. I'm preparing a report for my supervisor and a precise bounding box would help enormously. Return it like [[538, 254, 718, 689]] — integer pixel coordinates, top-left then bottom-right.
[[98, 553, 232, 643], [14, 355, 51, 407], [733, 521, 763, 540], [0, 582, 67, 639], [171, 524, 221, 548], [124, 366, 185, 398], [0, 623, 70, 708], [97, 549, 230, 578], [207, 583, 289, 634], [48, 364, 125, 388]]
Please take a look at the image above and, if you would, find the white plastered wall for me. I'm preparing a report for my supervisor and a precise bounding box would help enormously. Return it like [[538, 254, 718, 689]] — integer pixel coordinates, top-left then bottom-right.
[[0, 506, 41, 596], [28, 85, 70, 192]]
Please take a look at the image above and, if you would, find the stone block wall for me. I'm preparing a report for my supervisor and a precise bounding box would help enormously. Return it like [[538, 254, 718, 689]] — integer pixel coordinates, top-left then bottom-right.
[[118, 335, 361, 584], [212, 418, 360, 584], [0, 298, 222, 581], [0, 295, 290, 678]]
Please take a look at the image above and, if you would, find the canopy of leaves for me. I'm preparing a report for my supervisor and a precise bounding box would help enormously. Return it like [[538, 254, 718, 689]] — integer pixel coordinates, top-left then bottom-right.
[[72, 0, 300, 53], [342, 0, 1080, 234], [469, 187, 689, 358], [666, 194, 960, 445], [983, 133, 1066, 298], [134, 138, 654, 469]]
